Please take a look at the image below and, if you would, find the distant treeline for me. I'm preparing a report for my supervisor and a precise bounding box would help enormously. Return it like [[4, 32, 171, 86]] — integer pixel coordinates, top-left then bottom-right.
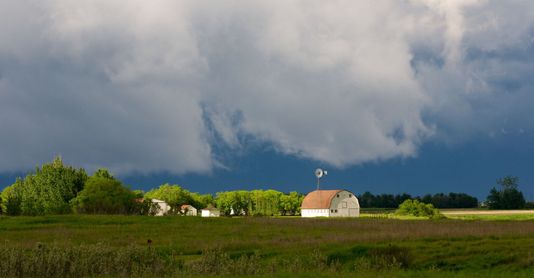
[[2, 156, 515, 217], [358, 192, 479, 209]]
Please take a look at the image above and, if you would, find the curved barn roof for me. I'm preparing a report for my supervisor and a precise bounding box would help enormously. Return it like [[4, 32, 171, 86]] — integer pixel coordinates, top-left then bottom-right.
[[301, 190, 343, 209]]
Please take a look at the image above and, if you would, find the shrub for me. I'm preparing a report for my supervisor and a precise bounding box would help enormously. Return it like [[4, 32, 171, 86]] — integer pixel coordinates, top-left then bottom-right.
[[0, 181, 23, 216], [396, 199, 443, 219], [72, 172, 136, 214]]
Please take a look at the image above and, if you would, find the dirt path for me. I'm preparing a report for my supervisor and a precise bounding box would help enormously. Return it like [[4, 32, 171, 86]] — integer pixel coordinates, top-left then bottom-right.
[[442, 210, 534, 215]]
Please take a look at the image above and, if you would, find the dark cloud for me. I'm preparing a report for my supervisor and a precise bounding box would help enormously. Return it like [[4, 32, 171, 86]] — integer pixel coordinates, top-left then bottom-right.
[[0, 0, 533, 174]]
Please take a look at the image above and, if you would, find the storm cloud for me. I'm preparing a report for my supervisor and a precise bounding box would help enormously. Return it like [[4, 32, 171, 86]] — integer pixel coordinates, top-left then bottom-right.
[[1, 0, 533, 174]]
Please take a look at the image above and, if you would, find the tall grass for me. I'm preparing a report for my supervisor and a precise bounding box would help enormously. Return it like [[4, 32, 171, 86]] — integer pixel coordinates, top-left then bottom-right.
[[1, 215, 534, 276], [0, 243, 175, 277]]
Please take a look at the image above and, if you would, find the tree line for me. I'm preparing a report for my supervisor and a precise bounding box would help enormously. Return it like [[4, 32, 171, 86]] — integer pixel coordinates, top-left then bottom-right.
[[358, 192, 479, 209], [0, 157, 530, 216], [0, 157, 304, 216]]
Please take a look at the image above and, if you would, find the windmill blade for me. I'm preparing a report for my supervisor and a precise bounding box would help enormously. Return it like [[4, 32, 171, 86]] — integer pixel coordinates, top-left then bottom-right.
[[315, 168, 324, 178]]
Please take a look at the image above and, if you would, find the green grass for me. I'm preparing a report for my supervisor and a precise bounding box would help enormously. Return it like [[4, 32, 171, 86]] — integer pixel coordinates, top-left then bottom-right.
[[446, 214, 534, 221], [1, 215, 534, 277]]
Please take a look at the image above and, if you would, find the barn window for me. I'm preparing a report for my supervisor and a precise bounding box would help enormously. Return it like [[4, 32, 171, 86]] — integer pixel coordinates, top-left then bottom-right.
[[337, 194, 340, 198], [335, 209, 338, 213], [349, 194, 352, 198], [331, 209, 334, 213]]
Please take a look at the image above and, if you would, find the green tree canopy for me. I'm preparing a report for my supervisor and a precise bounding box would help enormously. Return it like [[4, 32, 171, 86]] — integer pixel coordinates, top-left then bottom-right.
[[145, 184, 194, 214], [93, 168, 114, 179], [19, 156, 88, 215], [1, 179, 23, 216], [396, 199, 442, 219], [486, 176, 526, 210], [72, 169, 136, 214], [279, 191, 304, 216]]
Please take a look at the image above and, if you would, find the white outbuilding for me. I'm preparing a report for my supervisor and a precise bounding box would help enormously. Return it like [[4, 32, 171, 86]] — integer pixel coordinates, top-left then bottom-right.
[[201, 205, 220, 217], [181, 204, 198, 216], [301, 190, 360, 217], [151, 199, 171, 216]]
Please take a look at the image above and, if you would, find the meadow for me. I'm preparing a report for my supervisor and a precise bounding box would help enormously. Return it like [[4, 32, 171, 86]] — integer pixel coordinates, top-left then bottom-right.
[[1, 215, 534, 277]]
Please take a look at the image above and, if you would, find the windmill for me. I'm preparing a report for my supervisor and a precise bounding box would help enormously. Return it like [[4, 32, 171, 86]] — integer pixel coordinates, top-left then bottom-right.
[[315, 168, 327, 190]]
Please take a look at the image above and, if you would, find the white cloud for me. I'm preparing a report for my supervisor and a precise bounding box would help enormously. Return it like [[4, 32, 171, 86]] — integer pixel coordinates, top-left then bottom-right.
[[0, 0, 533, 174]]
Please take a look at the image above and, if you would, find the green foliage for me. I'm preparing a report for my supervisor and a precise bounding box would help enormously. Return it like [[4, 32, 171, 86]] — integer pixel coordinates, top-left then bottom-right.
[[420, 192, 479, 208], [396, 199, 443, 219], [215, 190, 304, 216], [250, 190, 282, 216], [92, 168, 114, 179], [144, 184, 211, 214], [279, 191, 304, 215], [215, 190, 251, 216], [72, 170, 136, 214], [13, 156, 87, 215], [0, 179, 23, 216], [132, 189, 145, 198], [486, 176, 526, 210], [189, 192, 213, 210]]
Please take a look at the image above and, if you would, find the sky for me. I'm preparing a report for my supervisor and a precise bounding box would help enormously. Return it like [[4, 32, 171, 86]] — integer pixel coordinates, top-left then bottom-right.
[[1, 1, 534, 200]]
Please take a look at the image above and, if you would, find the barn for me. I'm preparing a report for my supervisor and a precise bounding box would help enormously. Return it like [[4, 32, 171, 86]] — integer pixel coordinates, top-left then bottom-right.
[[301, 190, 360, 217]]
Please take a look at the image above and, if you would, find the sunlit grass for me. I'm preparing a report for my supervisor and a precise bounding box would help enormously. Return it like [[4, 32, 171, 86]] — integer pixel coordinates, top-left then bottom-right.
[[447, 214, 534, 221]]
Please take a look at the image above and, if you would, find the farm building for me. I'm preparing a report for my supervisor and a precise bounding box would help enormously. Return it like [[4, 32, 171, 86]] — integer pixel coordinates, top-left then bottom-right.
[[201, 205, 220, 217], [180, 204, 197, 216], [301, 190, 360, 217], [151, 199, 171, 216]]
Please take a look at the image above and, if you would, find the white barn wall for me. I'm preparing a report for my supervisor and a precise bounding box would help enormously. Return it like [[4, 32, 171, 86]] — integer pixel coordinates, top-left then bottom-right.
[[329, 190, 360, 217], [301, 208, 330, 217]]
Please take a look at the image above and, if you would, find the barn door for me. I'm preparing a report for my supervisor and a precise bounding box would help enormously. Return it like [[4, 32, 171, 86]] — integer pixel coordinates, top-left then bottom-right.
[[348, 208, 359, 216]]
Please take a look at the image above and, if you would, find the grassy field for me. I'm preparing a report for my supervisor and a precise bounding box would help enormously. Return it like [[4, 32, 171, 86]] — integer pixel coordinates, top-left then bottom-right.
[[1, 215, 534, 277]]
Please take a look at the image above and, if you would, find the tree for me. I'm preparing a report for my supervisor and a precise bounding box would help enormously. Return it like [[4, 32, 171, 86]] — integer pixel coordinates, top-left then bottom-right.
[[72, 170, 136, 214], [190, 192, 214, 210], [279, 191, 304, 216], [1, 179, 23, 215], [145, 184, 193, 214], [215, 190, 253, 216], [93, 168, 114, 179], [486, 176, 526, 210], [18, 156, 87, 215], [250, 190, 283, 216]]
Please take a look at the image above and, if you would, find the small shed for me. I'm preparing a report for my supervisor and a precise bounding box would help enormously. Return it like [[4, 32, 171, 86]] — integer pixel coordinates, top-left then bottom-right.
[[181, 204, 198, 216], [151, 199, 171, 216], [301, 189, 360, 217], [201, 205, 220, 217]]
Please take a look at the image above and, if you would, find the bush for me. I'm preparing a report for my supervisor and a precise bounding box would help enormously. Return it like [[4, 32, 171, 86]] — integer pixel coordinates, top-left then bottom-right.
[[0, 181, 23, 216], [396, 199, 443, 219], [72, 172, 137, 214]]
